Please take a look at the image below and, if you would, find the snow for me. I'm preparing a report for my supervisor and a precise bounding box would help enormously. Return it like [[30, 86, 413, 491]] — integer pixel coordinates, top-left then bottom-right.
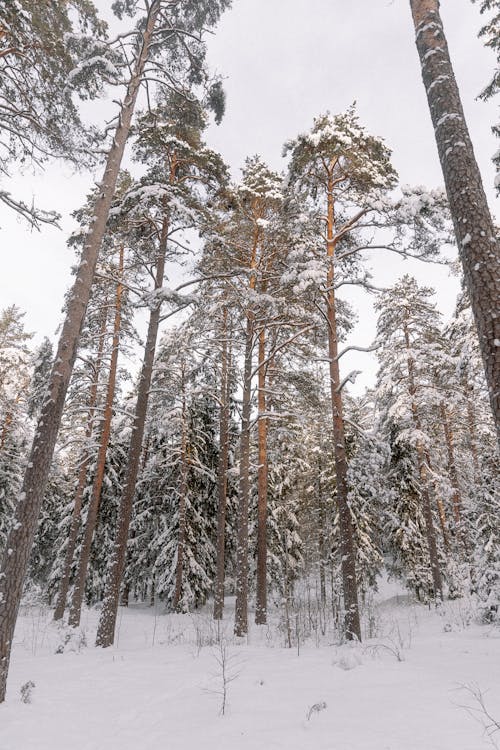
[[2, 579, 500, 750]]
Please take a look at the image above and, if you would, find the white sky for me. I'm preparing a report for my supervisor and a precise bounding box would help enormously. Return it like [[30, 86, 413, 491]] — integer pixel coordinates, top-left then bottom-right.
[[1, 0, 498, 393]]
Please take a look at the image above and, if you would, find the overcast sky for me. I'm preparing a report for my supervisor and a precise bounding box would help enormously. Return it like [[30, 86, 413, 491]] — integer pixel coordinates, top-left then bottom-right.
[[1, 0, 498, 392]]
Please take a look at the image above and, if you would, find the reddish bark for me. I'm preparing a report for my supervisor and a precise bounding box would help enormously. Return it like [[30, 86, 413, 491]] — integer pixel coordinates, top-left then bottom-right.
[[68, 246, 124, 628], [255, 325, 268, 625], [53, 303, 109, 621], [95, 214, 169, 648], [326, 169, 361, 641]]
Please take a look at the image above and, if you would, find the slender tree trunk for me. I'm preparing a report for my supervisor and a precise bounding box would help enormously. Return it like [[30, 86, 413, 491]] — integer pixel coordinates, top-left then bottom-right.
[[255, 325, 268, 625], [95, 216, 169, 648], [214, 308, 230, 620], [173, 366, 188, 612], [69, 247, 124, 628], [0, 2, 160, 702], [464, 389, 479, 478], [440, 402, 462, 525], [234, 221, 260, 637], [317, 455, 327, 608], [326, 172, 361, 641], [404, 325, 443, 598], [436, 500, 449, 549], [234, 315, 253, 637], [53, 304, 109, 621], [409, 0, 500, 439]]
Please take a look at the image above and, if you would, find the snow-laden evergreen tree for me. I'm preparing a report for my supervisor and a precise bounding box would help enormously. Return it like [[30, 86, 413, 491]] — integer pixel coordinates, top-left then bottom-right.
[[27, 338, 53, 419], [344, 398, 386, 601], [132, 331, 219, 612], [266, 420, 306, 603], [472, 0, 500, 189], [284, 106, 446, 638], [374, 275, 446, 599], [383, 421, 436, 600], [471, 449, 500, 623], [0, 0, 115, 226], [0, 306, 33, 555]]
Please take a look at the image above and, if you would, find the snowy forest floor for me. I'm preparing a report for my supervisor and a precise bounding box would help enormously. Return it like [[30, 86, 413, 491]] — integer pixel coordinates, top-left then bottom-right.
[[2, 578, 500, 750]]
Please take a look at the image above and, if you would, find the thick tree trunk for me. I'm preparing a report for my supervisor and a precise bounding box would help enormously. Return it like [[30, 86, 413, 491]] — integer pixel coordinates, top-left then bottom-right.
[[404, 326, 443, 598], [0, 2, 160, 702], [173, 369, 188, 612], [68, 247, 124, 628], [95, 217, 168, 648], [234, 315, 253, 637], [214, 309, 230, 621], [255, 326, 268, 625], [326, 175, 361, 641], [53, 304, 109, 621], [410, 0, 500, 439]]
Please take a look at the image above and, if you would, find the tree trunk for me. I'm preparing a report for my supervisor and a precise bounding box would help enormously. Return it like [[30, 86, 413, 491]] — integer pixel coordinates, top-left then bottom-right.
[[0, 2, 160, 702], [326, 172, 361, 641], [173, 365, 188, 612], [68, 246, 124, 628], [214, 308, 230, 620], [440, 402, 462, 525], [410, 0, 500, 439], [95, 216, 169, 648], [255, 325, 268, 625], [53, 303, 109, 621], [404, 325, 443, 598], [234, 314, 253, 637], [464, 390, 479, 478], [234, 221, 260, 637], [317, 455, 327, 608]]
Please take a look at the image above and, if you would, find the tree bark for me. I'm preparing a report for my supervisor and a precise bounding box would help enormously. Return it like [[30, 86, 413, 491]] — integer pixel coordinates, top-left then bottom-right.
[[234, 314, 253, 637], [326, 171, 361, 641], [0, 2, 160, 701], [317, 454, 327, 608], [409, 0, 500, 440], [53, 303, 109, 621], [255, 325, 268, 625], [213, 308, 230, 620], [68, 246, 124, 628], [440, 402, 462, 525], [95, 216, 168, 648]]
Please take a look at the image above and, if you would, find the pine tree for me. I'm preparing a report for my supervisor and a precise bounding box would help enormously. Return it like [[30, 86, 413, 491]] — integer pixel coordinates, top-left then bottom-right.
[[284, 108, 397, 639], [409, 0, 500, 436], [374, 276, 445, 598], [0, 0, 112, 226], [95, 92, 228, 647]]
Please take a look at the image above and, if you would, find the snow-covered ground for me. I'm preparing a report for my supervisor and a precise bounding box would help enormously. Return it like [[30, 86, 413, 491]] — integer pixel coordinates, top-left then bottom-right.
[[2, 579, 500, 750]]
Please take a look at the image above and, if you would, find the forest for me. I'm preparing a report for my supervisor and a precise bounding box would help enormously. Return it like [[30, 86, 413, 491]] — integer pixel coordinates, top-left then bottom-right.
[[0, 1, 499, 749]]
